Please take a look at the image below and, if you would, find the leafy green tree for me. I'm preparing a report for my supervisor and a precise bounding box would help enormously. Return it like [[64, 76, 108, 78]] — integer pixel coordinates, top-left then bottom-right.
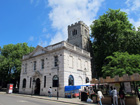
[[102, 52, 140, 77], [0, 43, 34, 88], [90, 9, 140, 77]]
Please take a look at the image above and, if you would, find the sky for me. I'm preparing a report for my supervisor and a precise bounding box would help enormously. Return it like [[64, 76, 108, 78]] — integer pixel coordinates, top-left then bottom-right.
[[0, 0, 140, 48]]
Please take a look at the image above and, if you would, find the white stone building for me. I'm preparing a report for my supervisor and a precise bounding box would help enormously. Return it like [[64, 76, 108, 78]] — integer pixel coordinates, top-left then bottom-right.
[[19, 21, 92, 97]]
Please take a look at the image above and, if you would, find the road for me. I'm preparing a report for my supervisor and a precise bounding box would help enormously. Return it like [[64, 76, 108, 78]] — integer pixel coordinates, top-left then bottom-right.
[[0, 94, 73, 105]]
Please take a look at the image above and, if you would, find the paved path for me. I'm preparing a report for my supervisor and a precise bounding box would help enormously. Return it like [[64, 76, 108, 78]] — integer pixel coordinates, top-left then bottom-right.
[[0, 92, 109, 105], [0, 94, 72, 105], [0, 92, 97, 105]]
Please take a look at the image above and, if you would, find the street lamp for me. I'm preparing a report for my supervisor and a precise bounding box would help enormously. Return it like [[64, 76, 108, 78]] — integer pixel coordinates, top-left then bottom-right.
[[57, 61, 60, 100]]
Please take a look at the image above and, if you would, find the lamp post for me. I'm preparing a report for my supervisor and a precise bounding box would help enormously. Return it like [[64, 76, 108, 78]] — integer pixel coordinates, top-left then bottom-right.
[[57, 61, 60, 100], [15, 81, 18, 89]]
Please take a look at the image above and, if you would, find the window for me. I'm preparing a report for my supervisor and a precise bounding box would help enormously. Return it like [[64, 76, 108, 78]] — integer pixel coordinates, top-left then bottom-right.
[[54, 56, 58, 67], [86, 77, 89, 83], [72, 29, 77, 35], [68, 75, 74, 86], [41, 59, 44, 69], [22, 78, 26, 88], [25, 63, 27, 73], [34, 61, 36, 70], [85, 61, 88, 70], [78, 59, 81, 69], [30, 77, 32, 88], [69, 56, 73, 68], [53, 75, 58, 87], [44, 76, 46, 88]]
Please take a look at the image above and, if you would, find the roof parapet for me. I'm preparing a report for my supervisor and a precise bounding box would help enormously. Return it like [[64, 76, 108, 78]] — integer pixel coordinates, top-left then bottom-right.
[[68, 21, 89, 30]]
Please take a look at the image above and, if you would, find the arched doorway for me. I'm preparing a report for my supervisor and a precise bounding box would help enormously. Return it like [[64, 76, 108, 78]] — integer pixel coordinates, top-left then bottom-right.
[[68, 75, 74, 86], [34, 78, 40, 95]]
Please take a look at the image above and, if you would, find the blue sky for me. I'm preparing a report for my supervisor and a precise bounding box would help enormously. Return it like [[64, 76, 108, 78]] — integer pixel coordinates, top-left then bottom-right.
[[0, 0, 140, 48]]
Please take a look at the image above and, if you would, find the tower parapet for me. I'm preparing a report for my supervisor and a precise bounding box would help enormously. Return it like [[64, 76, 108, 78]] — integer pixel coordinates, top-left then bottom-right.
[[68, 21, 89, 31], [67, 21, 90, 51]]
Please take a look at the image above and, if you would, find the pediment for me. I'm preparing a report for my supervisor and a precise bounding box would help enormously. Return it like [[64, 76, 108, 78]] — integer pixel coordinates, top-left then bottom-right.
[[29, 45, 47, 57], [32, 48, 45, 56]]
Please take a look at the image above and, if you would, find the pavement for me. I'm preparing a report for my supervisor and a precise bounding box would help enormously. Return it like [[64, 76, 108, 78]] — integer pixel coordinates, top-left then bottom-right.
[[0, 91, 100, 105]]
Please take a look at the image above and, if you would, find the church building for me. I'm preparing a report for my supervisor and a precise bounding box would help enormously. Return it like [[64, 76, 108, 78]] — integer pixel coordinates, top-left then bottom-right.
[[19, 21, 92, 97]]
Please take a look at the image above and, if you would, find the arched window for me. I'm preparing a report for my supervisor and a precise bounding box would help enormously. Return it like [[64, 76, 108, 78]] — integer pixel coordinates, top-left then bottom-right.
[[22, 78, 26, 88], [72, 29, 77, 35], [53, 75, 58, 87], [86, 77, 89, 83], [69, 75, 74, 86]]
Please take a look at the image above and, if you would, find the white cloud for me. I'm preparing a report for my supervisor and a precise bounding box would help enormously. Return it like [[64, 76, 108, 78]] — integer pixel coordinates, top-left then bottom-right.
[[121, 8, 130, 15], [131, 0, 140, 11], [30, 0, 34, 4], [48, 0, 105, 45], [38, 39, 47, 47], [35, 0, 40, 7], [123, 0, 140, 12], [42, 28, 47, 33], [37, 34, 51, 47], [129, 18, 140, 30], [121, 0, 140, 29], [50, 32, 63, 44], [121, 0, 140, 14], [44, 34, 51, 39], [29, 36, 34, 41], [125, 0, 130, 7], [30, 0, 40, 6]]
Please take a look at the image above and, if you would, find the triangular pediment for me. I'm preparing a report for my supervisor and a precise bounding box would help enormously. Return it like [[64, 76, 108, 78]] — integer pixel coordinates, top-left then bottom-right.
[[29, 45, 47, 57]]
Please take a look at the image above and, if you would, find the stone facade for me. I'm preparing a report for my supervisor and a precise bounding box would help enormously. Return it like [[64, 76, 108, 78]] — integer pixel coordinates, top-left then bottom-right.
[[19, 21, 92, 97], [67, 21, 90, 51]]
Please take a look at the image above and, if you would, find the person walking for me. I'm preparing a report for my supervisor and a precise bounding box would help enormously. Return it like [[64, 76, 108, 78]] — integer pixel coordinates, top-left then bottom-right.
[[112, 88, 118, 105], [48, 87, 52, 97], [109, 86, 113, 105], [97, 90, 104, 105], [119, 88, 125, 105]]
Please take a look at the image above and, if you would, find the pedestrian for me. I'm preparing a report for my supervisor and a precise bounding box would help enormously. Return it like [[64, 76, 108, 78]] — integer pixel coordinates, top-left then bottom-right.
[[87, 96, 93, 103], [112, 87, 118, 105], [97, 89, 104, 105], [136, 85, 140, 100], [119, 88, 125, 105], [89, 87, 93, 98], [87, 87, 90, 97], [48, 87, 52, 97], [84, 87, 87, 92], [109, 86, 113, 105]]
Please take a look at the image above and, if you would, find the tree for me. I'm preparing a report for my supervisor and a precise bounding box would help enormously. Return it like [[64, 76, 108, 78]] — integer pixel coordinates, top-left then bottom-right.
[[90, 9, 140, 77], [0, 43, 34, 88], [102, 52, 140, 77]]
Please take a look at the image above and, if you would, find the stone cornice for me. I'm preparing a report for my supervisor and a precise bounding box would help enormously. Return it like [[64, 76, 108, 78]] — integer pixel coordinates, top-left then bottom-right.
[[22, 41, 91, 61]]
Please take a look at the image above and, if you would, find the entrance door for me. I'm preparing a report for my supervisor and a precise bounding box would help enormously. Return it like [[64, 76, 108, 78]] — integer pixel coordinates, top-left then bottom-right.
[[34, 78, 40, 95]]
